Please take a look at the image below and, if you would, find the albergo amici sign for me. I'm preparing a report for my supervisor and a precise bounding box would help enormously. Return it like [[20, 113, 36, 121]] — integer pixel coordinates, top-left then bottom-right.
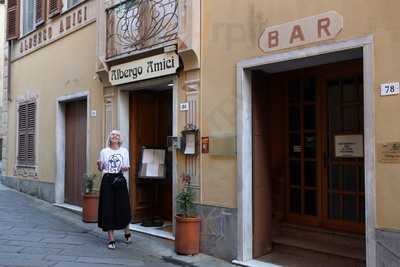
[[109, 53, 179, 86]]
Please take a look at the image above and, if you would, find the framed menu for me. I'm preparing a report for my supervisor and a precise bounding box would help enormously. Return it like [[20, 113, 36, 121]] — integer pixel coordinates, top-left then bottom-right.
[[137, 147, 166, 179]]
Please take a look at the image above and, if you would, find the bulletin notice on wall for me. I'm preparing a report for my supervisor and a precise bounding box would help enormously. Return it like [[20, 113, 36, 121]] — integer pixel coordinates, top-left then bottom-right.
[[378, 142, 400, 163]]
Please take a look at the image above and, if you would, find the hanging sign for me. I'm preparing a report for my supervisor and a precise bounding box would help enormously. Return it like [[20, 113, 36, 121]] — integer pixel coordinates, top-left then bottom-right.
[[259, 11, 343, 53], [335, 135, 364, 158], [109, 53, 179, 86]]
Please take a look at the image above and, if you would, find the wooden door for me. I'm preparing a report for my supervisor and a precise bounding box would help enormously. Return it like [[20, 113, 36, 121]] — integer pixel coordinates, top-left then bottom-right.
[[65, 100, 87, 206], [252, 71, 273, 258], [322, 73, 365, 233], [130, 90, 172, 222], [285, 60, 365, 233], [286, 75, 321, 226]]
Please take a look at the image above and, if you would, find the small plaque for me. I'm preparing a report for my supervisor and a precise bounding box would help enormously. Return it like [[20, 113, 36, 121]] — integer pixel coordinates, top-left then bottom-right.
[[335, 135, 364, 158], [380, 82, 400, 96], [180, 102, 189, 111], [378, 142, 400, 163], [202, 137, 209, 153]]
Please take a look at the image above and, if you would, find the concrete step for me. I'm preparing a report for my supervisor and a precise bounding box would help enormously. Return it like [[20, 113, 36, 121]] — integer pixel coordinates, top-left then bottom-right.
[[272, 224, 366, 261]]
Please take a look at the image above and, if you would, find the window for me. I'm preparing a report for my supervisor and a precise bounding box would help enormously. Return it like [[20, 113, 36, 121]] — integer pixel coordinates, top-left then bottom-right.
[[22, 0, 35, 35], [17, 101, 36, 166], [64, 0, 82, 11]]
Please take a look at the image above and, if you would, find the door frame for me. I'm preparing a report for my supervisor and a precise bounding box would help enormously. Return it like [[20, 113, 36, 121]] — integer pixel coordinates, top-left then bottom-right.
[[235, 36, 375, 265], [117, 75, 178, 235], [55, 91, 90, 206]]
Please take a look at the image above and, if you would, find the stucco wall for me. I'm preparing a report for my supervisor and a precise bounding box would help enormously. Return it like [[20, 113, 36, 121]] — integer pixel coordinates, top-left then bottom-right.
[[201, 0, 400, 228], [6, 23, 103, 183]]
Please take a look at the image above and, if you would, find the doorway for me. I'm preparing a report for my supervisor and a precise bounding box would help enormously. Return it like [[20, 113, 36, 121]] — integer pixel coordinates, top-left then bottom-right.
[[129, 88, 173, 234], [64, 99, 87, 206], [252, 59, 366, 265]]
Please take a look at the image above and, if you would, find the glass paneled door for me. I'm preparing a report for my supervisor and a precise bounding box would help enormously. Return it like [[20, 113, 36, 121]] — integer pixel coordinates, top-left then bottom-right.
[[286, 62, 365, 233]]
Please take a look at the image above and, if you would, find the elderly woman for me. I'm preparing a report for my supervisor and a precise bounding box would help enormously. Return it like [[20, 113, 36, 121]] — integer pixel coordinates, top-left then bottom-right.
[[97, 130, 132, 249]]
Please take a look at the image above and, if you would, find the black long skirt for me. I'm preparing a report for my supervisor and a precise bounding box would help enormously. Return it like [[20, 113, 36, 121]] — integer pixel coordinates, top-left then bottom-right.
[[97, 173, 132, 231]]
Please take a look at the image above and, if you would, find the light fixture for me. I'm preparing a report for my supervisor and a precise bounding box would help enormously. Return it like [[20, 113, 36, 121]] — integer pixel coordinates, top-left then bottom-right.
[[168, 83, 174, 87]]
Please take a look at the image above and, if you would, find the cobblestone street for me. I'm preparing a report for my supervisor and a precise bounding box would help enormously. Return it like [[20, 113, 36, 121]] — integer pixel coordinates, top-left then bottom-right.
[[0, 183, 232, 267]]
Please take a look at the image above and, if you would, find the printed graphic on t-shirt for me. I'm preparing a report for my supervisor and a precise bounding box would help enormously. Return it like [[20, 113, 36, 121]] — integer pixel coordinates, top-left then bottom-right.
[[107, 153, 123, 173]]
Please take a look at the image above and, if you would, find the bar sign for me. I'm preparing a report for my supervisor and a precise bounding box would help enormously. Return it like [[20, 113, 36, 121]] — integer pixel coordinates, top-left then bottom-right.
[[381, 82, 400, 96]]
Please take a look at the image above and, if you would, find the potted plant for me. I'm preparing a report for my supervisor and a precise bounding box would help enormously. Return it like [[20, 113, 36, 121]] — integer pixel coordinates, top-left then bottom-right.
[[175, 174, 201, 255], [82, 172, 100, 223]]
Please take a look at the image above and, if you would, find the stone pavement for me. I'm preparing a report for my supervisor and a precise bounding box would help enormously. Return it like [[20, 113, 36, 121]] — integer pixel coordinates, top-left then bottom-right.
[[0, 183, 235, 267]]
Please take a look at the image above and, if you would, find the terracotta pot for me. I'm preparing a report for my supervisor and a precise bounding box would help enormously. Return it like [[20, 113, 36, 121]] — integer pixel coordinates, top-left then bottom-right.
[[82, 193, 99, 223], [175, 215, 201, 255]]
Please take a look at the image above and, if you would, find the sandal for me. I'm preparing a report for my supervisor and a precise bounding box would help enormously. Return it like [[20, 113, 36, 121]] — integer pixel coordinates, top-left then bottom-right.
[[107, 240, 116, 249], [124, 232, 132, 243]]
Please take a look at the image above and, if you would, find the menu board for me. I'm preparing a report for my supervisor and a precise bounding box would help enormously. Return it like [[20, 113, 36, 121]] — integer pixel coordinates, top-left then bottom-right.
[[137, 148, 166, 178]]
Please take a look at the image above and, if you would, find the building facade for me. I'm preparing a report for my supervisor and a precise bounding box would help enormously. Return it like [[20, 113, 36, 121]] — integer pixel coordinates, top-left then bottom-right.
[[1, 0, 103, 205], [0, 1, 6, 174], [2, 0, 400, 266]]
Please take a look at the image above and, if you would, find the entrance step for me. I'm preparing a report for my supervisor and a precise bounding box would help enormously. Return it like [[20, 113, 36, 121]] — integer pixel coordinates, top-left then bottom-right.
[[260, 244, 366, 267], [273, 224, 366, 261]]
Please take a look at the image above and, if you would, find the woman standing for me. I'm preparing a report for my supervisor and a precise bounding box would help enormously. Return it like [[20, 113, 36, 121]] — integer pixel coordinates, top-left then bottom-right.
[[97, 130, 132, 249]]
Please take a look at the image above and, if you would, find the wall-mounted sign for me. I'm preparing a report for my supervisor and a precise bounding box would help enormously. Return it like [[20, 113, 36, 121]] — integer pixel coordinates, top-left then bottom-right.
[[335, 135, 364, 158], [378, 142, 400, 163], [202, 137, 209, 153], [380, 82, 400, 96], [12, 1, 96, 60], [109, 53, 179, 86], [259, 11, 343, 53], [180, 102, 189, 111]]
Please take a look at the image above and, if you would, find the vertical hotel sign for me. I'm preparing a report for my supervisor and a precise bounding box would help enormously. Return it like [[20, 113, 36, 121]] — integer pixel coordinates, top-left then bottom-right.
[[109, 53, 179, 86], [259, 11, 343, 53]]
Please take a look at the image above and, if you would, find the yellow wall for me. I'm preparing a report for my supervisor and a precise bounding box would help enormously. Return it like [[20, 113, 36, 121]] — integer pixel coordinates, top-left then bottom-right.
[[201, 0, 400, 228], [6, 23, 103, 182]]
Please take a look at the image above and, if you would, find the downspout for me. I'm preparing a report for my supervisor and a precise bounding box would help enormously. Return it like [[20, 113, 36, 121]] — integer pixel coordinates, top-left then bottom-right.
[[6, 40, 11, 102]]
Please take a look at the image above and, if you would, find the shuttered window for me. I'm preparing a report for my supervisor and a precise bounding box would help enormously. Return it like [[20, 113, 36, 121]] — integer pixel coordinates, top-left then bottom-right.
[[6, 0, 20, 40], [22, 0, 35, 35], [48, 0, 62, 18], [35, 0, 46, 25], [17, 102, 36, 166]]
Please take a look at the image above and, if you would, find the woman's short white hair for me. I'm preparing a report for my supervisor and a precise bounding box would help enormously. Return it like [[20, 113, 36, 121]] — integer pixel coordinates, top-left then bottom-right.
[[107, 129, 123, 147]]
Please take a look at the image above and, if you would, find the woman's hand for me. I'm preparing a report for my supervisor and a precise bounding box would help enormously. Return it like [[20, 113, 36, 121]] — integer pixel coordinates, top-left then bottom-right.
[[97, 160, 104, 171]]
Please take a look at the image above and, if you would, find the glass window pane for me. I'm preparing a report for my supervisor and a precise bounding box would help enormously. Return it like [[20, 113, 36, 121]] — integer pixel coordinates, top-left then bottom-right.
[[304, 77, 316, 102], [304, 190, 317, 216], [290, 160, 301, 186], [288, 80, 301, 104], [329, 193, 341, 220], [329, 165, 342, 190], [343, 165, 357, 192], [289, 106, 300, 131], [23, 0, 35, 35], [290, 188, 301, 214], [343, 195, 357, 222], [304, 161, 316, 187], [304, 105, 316, 130], [289, 134, 301, 158], [304, 134, 316, 158]]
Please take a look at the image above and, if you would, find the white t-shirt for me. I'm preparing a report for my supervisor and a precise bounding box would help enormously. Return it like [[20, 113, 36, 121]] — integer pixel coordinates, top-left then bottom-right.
[[98, 147, 130, 174]]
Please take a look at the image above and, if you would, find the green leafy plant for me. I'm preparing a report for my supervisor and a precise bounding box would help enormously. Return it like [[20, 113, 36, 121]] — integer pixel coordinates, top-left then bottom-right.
[[84, 173, 99, 194], [176, 174, 196, 218]]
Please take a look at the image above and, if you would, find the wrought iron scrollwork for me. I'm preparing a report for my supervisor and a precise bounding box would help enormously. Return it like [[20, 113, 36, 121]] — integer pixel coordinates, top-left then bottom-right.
[[106, 0, 178, 59]]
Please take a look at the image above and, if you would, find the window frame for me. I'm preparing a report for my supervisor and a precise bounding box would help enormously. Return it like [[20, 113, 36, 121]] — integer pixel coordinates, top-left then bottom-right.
[[61, 0, 84, 14], [16, 100, 36, 167], [20, 0, 37, 38]]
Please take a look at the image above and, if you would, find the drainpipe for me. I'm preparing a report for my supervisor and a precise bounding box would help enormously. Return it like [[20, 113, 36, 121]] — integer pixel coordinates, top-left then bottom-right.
[[6, 40, 11, 102]]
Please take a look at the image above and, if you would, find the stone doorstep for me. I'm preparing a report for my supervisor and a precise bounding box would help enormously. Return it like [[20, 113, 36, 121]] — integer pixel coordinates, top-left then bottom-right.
[[0, 182, 234, 267]]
